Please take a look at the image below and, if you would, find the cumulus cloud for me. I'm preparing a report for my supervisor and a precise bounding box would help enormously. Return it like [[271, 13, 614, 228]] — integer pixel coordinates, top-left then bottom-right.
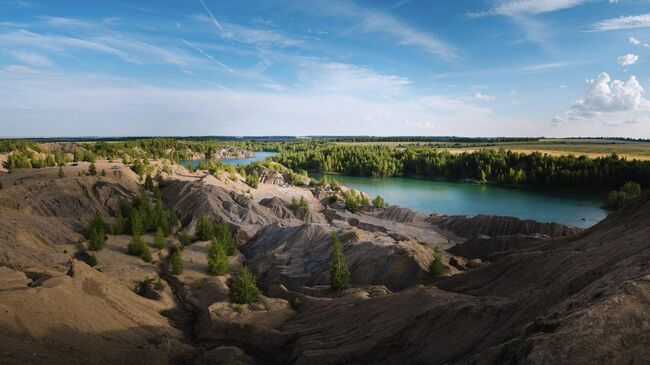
[[617, 53, 639, 66], [572, 72, 646, 114], [592, 13, 650, 31], [474, 92, 496, 101], [628, 36, 650, 47]]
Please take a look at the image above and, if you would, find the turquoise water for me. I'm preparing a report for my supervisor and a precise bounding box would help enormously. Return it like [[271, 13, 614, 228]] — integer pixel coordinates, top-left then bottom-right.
[[314, 174, 607, 228], [182, 151, 278, 168]]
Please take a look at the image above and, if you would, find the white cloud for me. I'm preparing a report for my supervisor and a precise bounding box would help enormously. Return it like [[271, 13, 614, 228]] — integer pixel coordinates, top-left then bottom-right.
[[468, 0, 590, 49], [617, 53, 638, 66], [492, 0, 589, 16], [301, 61, 411, 96], [552, 72, 648, 126], [356, 11, 459, 60], [572, 72, 647, 114], [199, 0, 223, 31], [191, 14, 303, 48], [0, 72, 514, 137], [592, 14, 650, 31], [37, 16, 91, 28], [9, 50, 53, 66], [2, 64, 39, 74], [628, 36, 650, 48], [474, 92, 496, 101]]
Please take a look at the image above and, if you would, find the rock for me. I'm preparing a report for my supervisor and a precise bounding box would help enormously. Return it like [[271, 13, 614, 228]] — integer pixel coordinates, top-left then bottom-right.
[[243, 223, 434, 291], [448, 256, 468, 271], [449, 233, 550, 260], [428, 214, 581, 239], [194, 346, 257, 365], [195, 297, 296, 354]]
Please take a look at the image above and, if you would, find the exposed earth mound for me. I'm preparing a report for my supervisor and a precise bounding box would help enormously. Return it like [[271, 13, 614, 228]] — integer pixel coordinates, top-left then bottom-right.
[[1, 161, 649, 365]]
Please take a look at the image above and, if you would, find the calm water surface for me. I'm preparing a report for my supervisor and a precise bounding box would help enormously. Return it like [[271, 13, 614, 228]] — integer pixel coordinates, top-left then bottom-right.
[[315, 174, 608, 228], [182, 151, 278, 168]]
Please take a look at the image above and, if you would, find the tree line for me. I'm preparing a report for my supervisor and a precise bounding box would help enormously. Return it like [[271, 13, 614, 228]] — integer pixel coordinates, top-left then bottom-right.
[[275, 145, 650, 191]]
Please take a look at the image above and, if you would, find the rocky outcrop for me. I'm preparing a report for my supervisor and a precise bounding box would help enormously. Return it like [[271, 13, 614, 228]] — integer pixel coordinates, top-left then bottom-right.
[[162, 180, 282, 243], [448, 233, 550, 260], [243, 223, 434, 291], [428, 213, 581, 238], [372, 205, 427, 224]]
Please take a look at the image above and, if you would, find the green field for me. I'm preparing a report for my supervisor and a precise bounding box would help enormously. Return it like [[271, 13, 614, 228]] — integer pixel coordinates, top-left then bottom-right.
[[335, 139, 650, 161]]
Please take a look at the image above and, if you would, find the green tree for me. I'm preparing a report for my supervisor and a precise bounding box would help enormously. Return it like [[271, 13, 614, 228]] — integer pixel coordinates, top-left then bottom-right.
[[196, 214, 214, 241], [88, 163, 97, 176], [428, 247, 447, 277], [87, 213, 106, 251], [622, 181, 641, 198], [213, 223, 236, 256], [230, 266, 260, 304], [58, 166, 65, 178], [207, 239, 228, 276], [144, 174, 154, 191], [170, 248, 183, 275], [179, 228, 191, 246], [329, 233, 350, 292], [100, 169, 106, 177], [112, 210, 124, 235], [154, 227, 166, 249], [141, 243, 152, 263], [127, 234, 145, 256], [246, 170, 259, 188]]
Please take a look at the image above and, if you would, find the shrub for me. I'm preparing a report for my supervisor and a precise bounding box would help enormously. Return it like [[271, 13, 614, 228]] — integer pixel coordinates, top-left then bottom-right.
[[606, 181, 643, 210], [329, 232, 350, 292], [428, 247, 447, 277], [343, 190, 360, 213], [88, 163, 97, 176], [170, 248, 183, 275], [128, 234, 151, 262], [88, 254, 98, 267], [207, 239, 228, 276], [141, 243, 152, 263], [622, 181, 641, 198], [290, 196, 309, 213], [372, 195, 389, 209], [58, 166, 65, 178], [100, 169, 106, 177], [328, 195, 339, 204], [230, 267, 260, 304]]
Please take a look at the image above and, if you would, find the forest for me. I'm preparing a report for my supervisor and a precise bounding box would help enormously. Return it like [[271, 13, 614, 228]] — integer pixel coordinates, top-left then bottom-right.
[[274, 144, 650, 191]]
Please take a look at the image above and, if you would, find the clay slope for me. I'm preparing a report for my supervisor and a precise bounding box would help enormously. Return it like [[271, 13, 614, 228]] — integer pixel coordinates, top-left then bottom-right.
[[0, 176, 136, 270], [428, 213, 581, 238], [282, 192, 650, 364], [0, 261, 190, 365], [162, 180, 282, 243], [243, 223, 434, 291]]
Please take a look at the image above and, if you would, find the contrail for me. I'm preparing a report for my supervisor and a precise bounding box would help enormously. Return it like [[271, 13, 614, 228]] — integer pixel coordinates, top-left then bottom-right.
[[181, 38, 233, 72], [199, 0, 223, 31]]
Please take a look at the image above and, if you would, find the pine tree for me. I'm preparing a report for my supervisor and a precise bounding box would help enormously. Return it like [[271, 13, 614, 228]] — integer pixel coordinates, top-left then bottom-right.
[[179, 228, 191, 246], [329, 232, 350, 292], [144, 174, 154, 191], [213, 222, 236, 256], [128, 234, 145, 256], [87, 213, 106, 251], [230, 266, 260, 304], [170, 248, 183, 275], [196, 214, 214, 241], [58, 166, 65, 178], [207, 239, 228, 276], [88, 163, 97, 176], [154, 227, 166, 249], [112, 210, 124, 235], [141, 243, 152, 263]]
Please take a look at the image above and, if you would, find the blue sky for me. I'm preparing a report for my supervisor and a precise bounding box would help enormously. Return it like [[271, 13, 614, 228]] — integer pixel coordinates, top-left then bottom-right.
[[0, 0, 649, 137]]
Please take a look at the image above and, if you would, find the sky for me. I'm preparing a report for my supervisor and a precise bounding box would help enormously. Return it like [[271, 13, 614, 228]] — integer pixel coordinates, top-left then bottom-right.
[[0, 0, 649, 137]]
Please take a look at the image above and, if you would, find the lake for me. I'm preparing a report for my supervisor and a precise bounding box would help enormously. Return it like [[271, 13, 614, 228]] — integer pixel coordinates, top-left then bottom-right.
[[182, 151, 278, 168], [314, 174, 608, 228]]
